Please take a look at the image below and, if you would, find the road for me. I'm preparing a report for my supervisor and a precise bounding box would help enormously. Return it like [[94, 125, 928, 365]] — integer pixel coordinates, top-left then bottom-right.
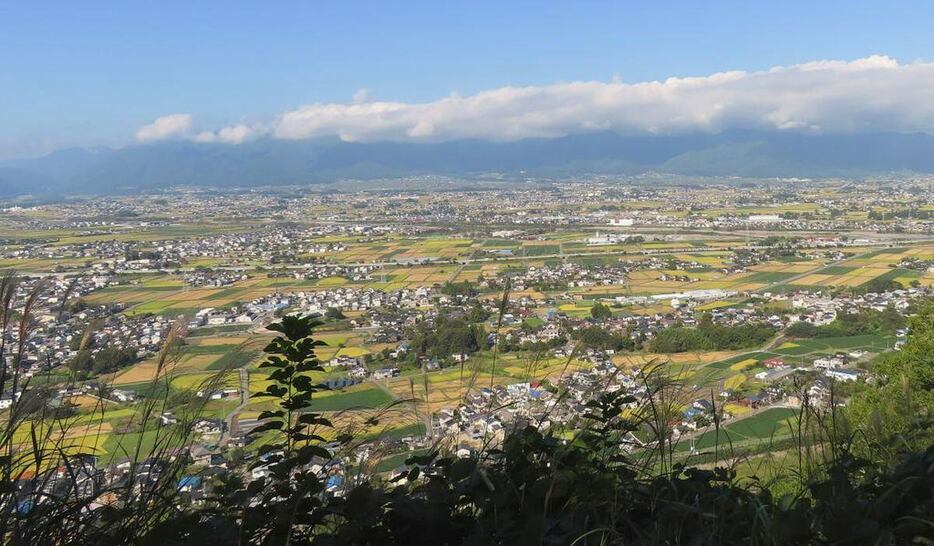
[[221, 367, 251, 446]]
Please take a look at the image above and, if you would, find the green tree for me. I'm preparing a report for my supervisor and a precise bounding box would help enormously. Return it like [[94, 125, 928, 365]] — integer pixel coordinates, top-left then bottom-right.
[[467, 301, 490, 323], [224, 314, 339, 542], [590, 302, 613, 320], [325, 306, 345, 319], [848, 304, 934, 457]]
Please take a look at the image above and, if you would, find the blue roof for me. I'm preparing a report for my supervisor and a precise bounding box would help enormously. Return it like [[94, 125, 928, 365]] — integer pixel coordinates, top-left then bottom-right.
[[178, 476, 202, 488]]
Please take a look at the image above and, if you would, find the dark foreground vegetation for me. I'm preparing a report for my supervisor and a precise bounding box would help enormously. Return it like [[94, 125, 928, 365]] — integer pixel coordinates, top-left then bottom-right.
[[1, 294, 933, 544]]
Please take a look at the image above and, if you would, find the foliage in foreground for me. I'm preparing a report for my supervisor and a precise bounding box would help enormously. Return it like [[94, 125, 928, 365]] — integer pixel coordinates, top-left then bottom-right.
[[0, 306, 933, 544], [152, 315, 934, 545]]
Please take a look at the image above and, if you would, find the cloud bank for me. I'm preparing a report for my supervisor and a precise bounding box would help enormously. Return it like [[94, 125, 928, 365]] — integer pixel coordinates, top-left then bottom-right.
[[135, 114, 193, 142], [137, 55, 934, 145]]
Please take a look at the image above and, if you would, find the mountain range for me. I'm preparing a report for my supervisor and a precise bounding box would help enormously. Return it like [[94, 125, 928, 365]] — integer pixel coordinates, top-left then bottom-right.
[[3, 130, 934, 197]]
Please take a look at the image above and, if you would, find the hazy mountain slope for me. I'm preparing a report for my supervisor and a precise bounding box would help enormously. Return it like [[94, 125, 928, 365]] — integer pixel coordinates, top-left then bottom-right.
[[0, 167, 57, 197], [3, 130, 934, 196]]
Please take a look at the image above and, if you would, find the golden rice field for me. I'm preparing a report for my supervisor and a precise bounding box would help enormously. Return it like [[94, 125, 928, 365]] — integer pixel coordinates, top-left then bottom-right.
[[613, 350, 740, 368], [730, 358, 759, 371], [725, 374, 747, 390]]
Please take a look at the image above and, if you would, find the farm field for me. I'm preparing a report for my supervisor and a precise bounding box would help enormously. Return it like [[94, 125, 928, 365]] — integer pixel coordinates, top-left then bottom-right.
[[679, 407, 799, 452], [10, 200, 932, 470]]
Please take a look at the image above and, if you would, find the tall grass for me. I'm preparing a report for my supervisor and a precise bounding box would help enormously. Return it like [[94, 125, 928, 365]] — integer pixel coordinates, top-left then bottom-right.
[[0, 275, 929, 544]]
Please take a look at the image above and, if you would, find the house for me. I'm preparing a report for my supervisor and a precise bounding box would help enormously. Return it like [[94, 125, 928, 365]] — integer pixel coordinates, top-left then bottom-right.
[[192, 418, 223, 435], [178, 476, 202, 493], [373, 368, 400, 380], [813, 356, 845, 369], [348, 366, 368, 379], [825, 368, 864, 382], [111, 389, 137, 403], [762, 357, 786, 369]]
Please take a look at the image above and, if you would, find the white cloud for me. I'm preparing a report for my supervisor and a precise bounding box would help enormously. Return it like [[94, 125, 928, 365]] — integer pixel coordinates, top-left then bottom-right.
[[135, 114, 193, 142], [352, 88, 373, 104], [142, 56, 934, 145], [193, 124, 260, 144], [271, 55, 934, 142]]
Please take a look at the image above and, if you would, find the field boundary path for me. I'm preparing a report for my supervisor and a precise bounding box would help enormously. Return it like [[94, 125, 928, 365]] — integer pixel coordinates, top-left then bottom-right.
[[221, 367, 250, 445]]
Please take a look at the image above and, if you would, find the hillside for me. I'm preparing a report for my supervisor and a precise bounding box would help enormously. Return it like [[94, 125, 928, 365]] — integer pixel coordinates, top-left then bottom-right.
[[4, 130, 934, 196]]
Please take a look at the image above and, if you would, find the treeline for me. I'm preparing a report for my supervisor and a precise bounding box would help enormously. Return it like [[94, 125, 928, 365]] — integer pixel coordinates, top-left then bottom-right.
[[649, 316, 775, 353], [440, 280, 477, 298], [68, 346, 137, 377], [409, 315, 487, 360], [785, 305, 906, 339], [572, 325, 636, 352], [869, 208, 934, 220]]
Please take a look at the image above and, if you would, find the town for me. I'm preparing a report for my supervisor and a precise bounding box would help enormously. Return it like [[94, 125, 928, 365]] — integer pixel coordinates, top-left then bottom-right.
[[0, 179, 932, 509]]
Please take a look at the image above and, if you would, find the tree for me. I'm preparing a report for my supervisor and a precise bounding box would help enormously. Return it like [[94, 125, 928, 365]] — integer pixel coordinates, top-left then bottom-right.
[[90, 347, 137, 375], [440, 281, 476, 297], [575, 326, 634, 352], [590, 302, 612, 321], [847, 303, 934, 458], [650, 321, 775, 353], [411, 316, 486, 359], [68, 350, 94, 375], [220, 314, 339, 542], [68, 297, 88, 314], [68, 347, 136, 376], [325, 306, 345, 320], [786, 321, 819, 338], [467, 302, 490, 323]]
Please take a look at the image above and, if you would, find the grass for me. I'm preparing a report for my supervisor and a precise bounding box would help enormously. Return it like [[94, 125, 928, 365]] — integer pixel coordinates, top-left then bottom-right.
[[483, 239, 518, 248], [179, 343, 242, 355], [307, 387, 396, 412], [705, 352, 771, 370], [187, 324, 253, 337], [102, 429, 185, 462], [862, 267, 921, 287], [683, 407, 798, 451], [374, 449, 429, 473], [773, 334, 892, 355], [522, 245, 560, 256], [743, 271, 798, 283], [208, 350, 260, 370], [819, 265, 857, 275]]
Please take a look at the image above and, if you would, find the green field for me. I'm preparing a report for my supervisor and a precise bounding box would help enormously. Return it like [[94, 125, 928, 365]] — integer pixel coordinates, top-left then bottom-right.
[[208, 350, 261, 370], [684, 407, 798, 451], [818, 265, 857, 275], [773, 334, 892, 355], [307, 387, 396, 412], [743, 271, 798, 283], [522, 245, 560, 256]]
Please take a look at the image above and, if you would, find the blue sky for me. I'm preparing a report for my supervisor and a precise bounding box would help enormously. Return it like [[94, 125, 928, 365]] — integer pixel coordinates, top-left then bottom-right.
[[2, 1, 934, 158]]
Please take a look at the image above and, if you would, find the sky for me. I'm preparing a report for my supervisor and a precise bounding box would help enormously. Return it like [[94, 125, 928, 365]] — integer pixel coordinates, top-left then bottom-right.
[[2, 1, 934, 159]]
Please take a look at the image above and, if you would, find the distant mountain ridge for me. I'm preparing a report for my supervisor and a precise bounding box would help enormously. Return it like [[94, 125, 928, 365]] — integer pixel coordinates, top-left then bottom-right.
[[3, 130, 934, 196]]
